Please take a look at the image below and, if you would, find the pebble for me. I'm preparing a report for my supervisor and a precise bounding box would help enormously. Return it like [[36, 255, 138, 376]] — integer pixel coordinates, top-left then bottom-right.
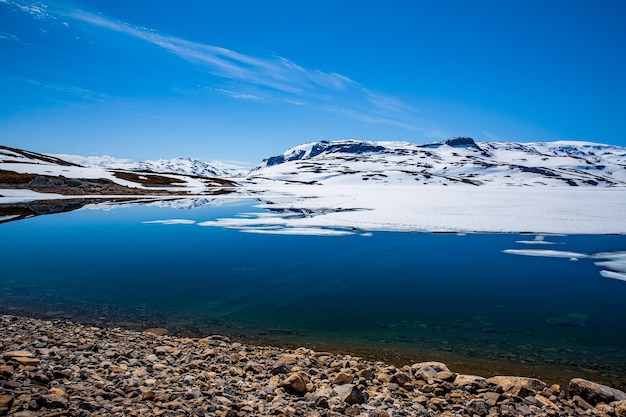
[[1, 314, 625, 417]]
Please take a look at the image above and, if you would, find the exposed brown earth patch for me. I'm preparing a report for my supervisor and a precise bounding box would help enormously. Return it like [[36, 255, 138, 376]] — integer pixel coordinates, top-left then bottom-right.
[[112, 170, 188, 187]]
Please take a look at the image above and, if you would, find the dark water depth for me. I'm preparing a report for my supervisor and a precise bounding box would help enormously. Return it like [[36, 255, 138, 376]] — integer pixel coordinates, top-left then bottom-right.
[[1, 200, 625, 388]]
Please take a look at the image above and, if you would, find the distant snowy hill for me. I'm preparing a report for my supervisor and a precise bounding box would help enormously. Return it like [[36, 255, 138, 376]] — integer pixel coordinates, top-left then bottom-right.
[[52, 154, 249, 178], [0, 145, 238, 201], [250, 137, 626, 187]]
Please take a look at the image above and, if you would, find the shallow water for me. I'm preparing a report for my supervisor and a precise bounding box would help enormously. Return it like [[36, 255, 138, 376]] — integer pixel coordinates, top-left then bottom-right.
[[1, 199, 625, 387]]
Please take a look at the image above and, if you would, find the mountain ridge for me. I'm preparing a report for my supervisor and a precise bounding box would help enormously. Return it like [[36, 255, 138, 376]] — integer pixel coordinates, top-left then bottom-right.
[[251, 137, 626, 187], [50, 154, 249, 178]]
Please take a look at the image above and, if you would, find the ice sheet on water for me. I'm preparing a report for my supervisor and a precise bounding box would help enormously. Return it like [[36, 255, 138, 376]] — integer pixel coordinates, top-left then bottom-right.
[[515, 235, 563, 245], [593, 251, 626, 274], [504, 249, 626, 283]]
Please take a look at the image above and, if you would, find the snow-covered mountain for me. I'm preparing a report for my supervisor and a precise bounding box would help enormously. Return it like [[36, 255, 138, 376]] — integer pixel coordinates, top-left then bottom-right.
[[250, 137, 626, 187], [3, 140, 626, 234], [52, 154, 249, 178], [0, 145, 238, 200]]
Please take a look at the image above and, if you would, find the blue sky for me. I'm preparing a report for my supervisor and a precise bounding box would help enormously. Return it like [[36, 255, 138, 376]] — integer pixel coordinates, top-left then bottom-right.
[[1, 0, 625, 164]]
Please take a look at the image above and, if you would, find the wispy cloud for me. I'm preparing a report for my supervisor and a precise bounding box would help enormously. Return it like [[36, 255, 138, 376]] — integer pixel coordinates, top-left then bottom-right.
[[1, 0, 52, 20], [11, 77, 111, 101], [0, 30, 21, 42], [5, 0, 443, 137], [213, 88, 259, 101]]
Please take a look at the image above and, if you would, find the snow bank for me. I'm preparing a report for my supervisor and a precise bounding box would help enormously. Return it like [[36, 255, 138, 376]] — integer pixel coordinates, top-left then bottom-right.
[[228, 183, 626, 235]]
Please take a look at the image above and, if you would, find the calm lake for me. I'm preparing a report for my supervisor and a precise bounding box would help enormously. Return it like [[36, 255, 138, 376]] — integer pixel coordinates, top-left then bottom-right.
[[1, 198, 625, 388]]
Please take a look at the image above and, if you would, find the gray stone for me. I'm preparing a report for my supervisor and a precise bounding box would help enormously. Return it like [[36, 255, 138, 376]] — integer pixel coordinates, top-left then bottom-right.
[[572, 395, 593, 410], [568, 378, 626, 406], [37, 394, 69, 409], [334, 384, 365, 405], [466, 399, 490, 416], [454, 374, 488, 390], [412, 361, 450, 376], [78, 401, 101, 411], [389, 371, 411, 386]]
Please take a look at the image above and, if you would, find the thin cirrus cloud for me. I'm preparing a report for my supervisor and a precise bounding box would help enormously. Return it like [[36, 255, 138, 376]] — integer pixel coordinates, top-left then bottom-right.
[[5, 0, 439, 136]]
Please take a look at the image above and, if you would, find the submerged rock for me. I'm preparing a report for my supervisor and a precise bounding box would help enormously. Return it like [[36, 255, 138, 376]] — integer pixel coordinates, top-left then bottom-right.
[[545, 312, 589, 327]]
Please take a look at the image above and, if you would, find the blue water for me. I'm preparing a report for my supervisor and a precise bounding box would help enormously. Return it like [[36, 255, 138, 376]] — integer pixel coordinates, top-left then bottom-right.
[[1, 200, 625, 386]]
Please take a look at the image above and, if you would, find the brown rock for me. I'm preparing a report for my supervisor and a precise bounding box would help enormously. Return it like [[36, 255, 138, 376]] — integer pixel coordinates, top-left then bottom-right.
[[356, 368, 373, 379], [0, 365, 13, 379], [368, 410, 390, 417], [3, 351, 34, 358], [109, 364, 127, 373], [436, 371, 457, 382], [535, 394, 560, 410], [614, 400, 626, 417], [280, 373, 309, 395], [144, 328, 169, 336], [487, 376, 546, 395], [483, 392, 501, 406], [333, 372, 354, 385], [0, 395, 14, 415], [4, 351, 39, 367], [10, 356, 40, 366], [47, 388, 68, 398], [11, 412, 38, 417]]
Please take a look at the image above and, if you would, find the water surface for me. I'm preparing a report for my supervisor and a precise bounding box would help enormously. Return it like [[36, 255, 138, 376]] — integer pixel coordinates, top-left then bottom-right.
[[1, 199, 625, 388]]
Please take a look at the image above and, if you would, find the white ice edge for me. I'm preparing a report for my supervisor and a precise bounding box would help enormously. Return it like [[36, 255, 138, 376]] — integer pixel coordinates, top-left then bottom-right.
[[143, 219, 197, 225], [599, 270, 626, 282], [503, 249, 589, 259], [0, 189, 66, 202], [238, 227, 354, 236], [0, 215, 19, 221], [515, 240, 560, 245]]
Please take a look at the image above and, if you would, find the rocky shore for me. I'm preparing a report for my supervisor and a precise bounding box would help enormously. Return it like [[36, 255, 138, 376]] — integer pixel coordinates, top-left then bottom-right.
[[1, 315, 625, 417]]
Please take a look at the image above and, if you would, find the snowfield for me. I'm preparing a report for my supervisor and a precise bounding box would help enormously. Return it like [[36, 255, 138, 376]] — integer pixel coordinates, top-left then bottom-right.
[[2, 138, 626, 234], [205, 183, 626, 235]]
